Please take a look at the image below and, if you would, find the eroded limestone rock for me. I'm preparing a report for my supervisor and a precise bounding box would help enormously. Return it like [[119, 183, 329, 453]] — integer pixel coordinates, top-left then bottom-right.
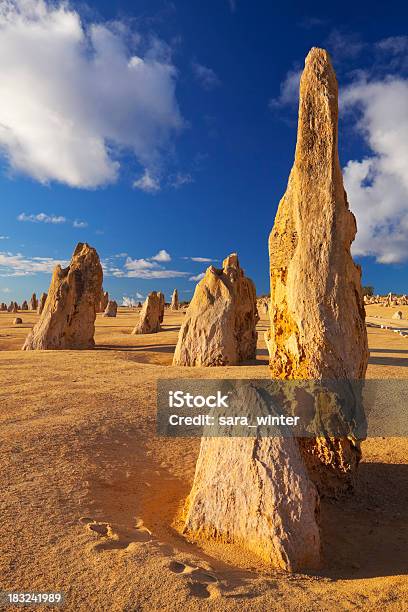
[[22, 243, 103, 350], [158, 292, 165, 323], [173, 253, 258, 366], [266, 48, 369, 496], [30, 293, 38, 311], [170, 289, 179, 311], [37, 293, 48, 315], [131, 292, 161, 334], [183, 383, 321, 570], [103, 300, 118, 317]]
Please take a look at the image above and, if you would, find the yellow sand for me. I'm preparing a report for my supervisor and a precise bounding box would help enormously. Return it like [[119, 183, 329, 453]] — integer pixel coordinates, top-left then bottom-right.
[[0, 305, 407, 610]]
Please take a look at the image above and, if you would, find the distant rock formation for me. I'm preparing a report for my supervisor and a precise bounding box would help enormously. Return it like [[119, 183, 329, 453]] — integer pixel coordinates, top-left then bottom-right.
[[10, 302, 18, 313], [266, 48, 368, 496], [13, 317, 23, 325], [22, 243, 103, 350], [131, 292, 161, 334], [30, 293, 38, 311], [21, 301, 28, 310], [158, 291, 165, 323], [37, 293, 48, 315], [173, 253, 258, 366], [393, 310, 403, 320], [170, 289, 179, 311], [0, 303, 7, 311], [183, 383, 320, 570], [98, 290, 109, 313], [103, 300, 118, 317]]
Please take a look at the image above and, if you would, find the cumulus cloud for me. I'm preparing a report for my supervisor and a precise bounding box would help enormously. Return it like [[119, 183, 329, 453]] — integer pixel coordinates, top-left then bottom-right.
[[192, 62, 221, 90], [151, 249, 171, 262], [189, 272, 205, 281], [122, 295, 143, 306], [0, 251, 68, 276], [342, 77, 408, 263], [0, 0, 183, 188], [102, 251, 187, 278]]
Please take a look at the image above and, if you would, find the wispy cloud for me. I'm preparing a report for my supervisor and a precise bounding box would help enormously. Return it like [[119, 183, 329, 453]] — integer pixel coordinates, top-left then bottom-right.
[[17, 212, 88, 228], [0, 0, 183, 188], [0, 251, 68, 276], [169, 172, 194, 189], [1, 287, 11, 293], [183, 256, 215, 263], [269, 69, 301, 109], [134, 169, 161, 193], [325, 29, 365, 60], [17, 212, 66, 224], [73, 220, 88, 228], [189, 272, 205, 281], [192, 62, 221, 90], [0, 235, 9, 240]]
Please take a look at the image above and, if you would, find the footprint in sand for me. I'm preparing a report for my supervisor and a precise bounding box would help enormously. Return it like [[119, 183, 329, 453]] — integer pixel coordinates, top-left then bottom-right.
[[80, 517, 152, 551], [168, 560, 221, 600]]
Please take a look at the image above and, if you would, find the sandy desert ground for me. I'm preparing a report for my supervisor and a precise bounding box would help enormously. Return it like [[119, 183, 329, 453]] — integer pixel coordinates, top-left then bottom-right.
[[1, 305, 407, 611]]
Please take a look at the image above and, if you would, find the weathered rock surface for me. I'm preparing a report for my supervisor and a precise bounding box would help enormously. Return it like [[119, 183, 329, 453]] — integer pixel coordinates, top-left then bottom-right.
[[30, 293, 38, 311], [266, 48, 369, 496], [22, 243, 103, 350], [183, 384, 321, 570], [13, 317, 23, 325], [158, 292, 165, 323], [170, 289, 179, 311], [103, 300, 118, 317], [131, 292, 161, 334], [173, 253, 258, 366], [37, 293, 48, 315], [99, 290, 109, 313], [392, 310, 403, 320]]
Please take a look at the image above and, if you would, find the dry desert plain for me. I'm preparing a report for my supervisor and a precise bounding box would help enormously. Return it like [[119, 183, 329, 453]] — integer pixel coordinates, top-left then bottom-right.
[[1, 305, 407, 611]]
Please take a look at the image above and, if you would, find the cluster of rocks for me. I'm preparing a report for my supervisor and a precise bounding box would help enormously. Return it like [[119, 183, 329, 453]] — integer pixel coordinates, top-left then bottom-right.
[[364, 293, 408, 306]]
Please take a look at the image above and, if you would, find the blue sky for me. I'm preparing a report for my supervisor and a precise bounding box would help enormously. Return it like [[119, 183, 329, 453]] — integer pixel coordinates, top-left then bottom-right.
[[1, 0, 408, 303]]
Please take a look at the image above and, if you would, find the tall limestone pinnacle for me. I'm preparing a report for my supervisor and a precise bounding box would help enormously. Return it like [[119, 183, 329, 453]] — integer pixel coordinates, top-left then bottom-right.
[[266, 48, 369, 494]]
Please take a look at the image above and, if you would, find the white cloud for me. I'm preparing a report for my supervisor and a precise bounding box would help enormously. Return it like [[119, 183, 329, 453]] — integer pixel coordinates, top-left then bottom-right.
[[190, 256, 213, 262], [0, 235, 9, 239], [189, 272, 205, 281], [151, 249, 171, 262], [104, 249, 190, 279], [1, 287, 11, 292], [169, 172, 193, 188], [269, 69, 301, 109], [17, 212, 66, 224], [0, 251, 68, 276], [0, 0, 183, 188], [122, 295, 143, 306], [133, 169, 161, 193], [342, 77, 408, 263], [73, 219, 88, 228], [192, 62, 221, 90]]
